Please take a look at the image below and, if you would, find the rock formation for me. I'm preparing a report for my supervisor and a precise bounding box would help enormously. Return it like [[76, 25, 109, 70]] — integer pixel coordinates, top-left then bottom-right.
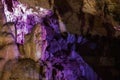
[[0, 0, 120, 80]]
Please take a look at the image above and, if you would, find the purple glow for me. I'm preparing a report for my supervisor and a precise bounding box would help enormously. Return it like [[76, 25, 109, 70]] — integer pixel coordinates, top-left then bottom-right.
[[2, 0, 52, 44], [1, 0, 102, 80], [67, 33, 76, 44]]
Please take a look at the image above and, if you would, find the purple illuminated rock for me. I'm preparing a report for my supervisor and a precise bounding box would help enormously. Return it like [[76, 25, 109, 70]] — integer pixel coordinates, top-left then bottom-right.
[[2, 0, 52, 44], [18, 24, 47, 61], [0, 0, 102, 80], [39, 49, 100, 80]]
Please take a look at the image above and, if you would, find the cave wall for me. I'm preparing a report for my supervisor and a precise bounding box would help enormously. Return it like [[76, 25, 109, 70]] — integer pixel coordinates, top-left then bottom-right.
[[0, 0, 120, 80], [54, 0, 120, 37]]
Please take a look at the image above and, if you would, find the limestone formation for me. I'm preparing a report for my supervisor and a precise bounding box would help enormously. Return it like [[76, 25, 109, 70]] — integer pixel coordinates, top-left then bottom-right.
[[0, 23, 19, 76], [19, 24, 47, 61], [54, 0, 120, 36], [0, 0, 120, 80], [1, 59, 40, 80]]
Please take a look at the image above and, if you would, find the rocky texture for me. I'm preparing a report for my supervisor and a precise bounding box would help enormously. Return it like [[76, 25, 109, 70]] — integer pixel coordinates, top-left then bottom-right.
[[0, 0, 102, 80], [19, 24, 47, 61], [18, 0, 51, 9], [0, 0, 120, 80], [1, 0, 120, 36], [0, 50, 100, 80], [1, 59, 40, 80], [2, 0, 52, 44], [0, 23, 19, 77], [54, 0, 120, 37]]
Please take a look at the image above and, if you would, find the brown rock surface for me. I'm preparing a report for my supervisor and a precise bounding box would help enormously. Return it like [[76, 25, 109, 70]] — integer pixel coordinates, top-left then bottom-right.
[[0, 23, 19, 76], [1, 0, 120, 36], [0, 0, 120, 80], [18, 0, 51, 9], [18, 24, 47, 61], [54, 0, 120, 36], [1, 59, 40, 80]]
